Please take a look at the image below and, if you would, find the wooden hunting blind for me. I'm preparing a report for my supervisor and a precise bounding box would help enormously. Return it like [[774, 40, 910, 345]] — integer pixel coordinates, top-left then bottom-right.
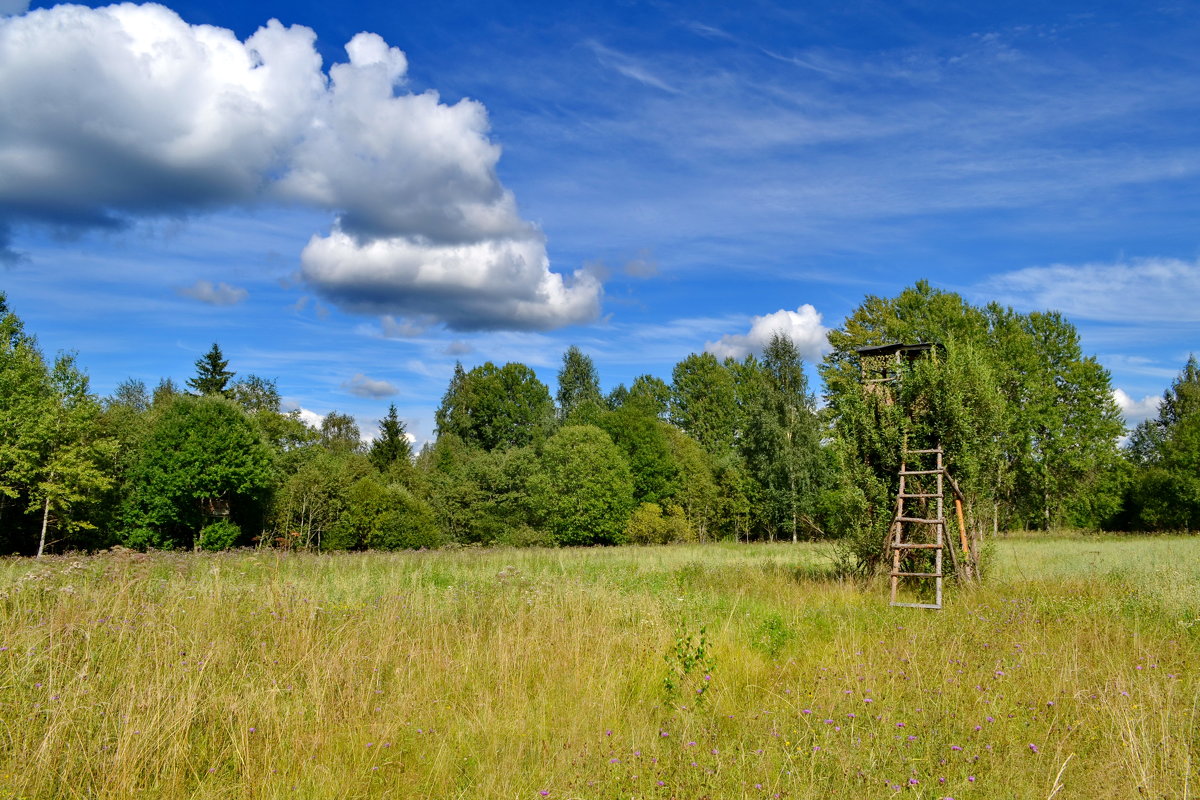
[[853, 342, 974, 609]]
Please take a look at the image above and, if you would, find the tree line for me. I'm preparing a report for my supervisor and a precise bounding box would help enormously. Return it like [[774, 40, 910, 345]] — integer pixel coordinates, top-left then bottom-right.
[[1, 281, 1197, 559]]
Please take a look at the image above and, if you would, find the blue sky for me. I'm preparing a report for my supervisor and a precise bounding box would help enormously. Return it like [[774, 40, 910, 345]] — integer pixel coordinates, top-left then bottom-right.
[[2, 0, 1198, 445]]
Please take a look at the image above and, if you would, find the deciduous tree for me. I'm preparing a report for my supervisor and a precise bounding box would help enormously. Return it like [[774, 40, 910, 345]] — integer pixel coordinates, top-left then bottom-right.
[[528, 425, 634, 545], [556, 345, 602, 420], [124, 395, 273, 549], [435, 362, 553, 451]]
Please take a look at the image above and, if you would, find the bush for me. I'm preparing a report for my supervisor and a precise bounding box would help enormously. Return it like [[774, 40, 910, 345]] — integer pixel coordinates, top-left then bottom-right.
[[493, 524, 556, 548], [198, 519, 241, 551], [367, 504, 443, 550], [121, 527, 164, 551], [626, 502, 691, 545]]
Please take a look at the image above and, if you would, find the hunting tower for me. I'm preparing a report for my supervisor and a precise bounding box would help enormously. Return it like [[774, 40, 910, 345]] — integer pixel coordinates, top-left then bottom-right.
[[855, 343, 975, 609]]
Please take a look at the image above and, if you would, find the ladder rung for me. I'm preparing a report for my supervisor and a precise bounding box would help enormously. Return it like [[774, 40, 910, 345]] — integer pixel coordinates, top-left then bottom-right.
[[899, 493, 940, 499], [892, 543, 942, 550], [891, 602, 942, 610], [890, 571, 943, 578], [899, 469, 942, 475], [904, 448, 942, 454], [897, 516, 942, 524]]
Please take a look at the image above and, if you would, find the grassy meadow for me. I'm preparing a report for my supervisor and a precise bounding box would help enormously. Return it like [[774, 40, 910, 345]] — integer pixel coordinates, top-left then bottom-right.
[[2, 537, 1198, 799]]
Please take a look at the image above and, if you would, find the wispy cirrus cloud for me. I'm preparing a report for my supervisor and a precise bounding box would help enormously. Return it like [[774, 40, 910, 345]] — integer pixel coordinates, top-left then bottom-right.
[[982, 257, 1200, 323], [586, 40, 681, 94]]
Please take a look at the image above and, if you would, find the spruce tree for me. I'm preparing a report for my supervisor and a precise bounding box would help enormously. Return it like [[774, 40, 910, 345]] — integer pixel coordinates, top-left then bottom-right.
[[370, 404, 413, 471], [187, 343, 235, 397]]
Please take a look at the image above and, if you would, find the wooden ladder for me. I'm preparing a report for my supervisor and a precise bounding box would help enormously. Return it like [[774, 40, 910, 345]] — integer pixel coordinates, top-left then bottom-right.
[[889, 440, 945, 610]]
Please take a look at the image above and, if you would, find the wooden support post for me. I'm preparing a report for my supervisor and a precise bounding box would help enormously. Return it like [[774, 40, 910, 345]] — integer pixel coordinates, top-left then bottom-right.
[[955, 498, 969, 556]]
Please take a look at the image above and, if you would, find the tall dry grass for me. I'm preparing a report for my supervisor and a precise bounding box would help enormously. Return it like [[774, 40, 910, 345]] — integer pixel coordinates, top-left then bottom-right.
[[1, 538, 1197, 798]]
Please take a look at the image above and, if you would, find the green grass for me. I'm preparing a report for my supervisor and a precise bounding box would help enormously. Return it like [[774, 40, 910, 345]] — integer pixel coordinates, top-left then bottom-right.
[[1, 537, 1197, 799]]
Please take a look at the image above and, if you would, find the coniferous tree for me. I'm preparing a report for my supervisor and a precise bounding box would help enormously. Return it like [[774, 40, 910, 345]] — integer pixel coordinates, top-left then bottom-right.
[[369, 404, 413, 471], [187, 343, 235, 397]]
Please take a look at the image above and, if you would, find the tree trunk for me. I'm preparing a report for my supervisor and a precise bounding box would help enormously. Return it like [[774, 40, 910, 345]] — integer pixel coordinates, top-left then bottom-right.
[[37, 495, 51, 558]]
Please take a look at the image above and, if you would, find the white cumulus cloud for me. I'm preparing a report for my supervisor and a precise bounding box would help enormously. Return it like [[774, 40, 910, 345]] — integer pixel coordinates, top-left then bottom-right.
[[288, 406, 325, 431], [705, 304, 831, 362], [301, 230, 601, 331], [177, 280, 248, 306], [1112, 388, 1160, 429], [0, 3, 600, 329]]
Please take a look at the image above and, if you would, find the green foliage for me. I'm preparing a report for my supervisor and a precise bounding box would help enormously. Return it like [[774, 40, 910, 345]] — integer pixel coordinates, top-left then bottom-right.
[[231, 374, 280, 414], [662, 625, 716, 707], [323, 475, 442, 550], [738, 335, 825, 542], [822, 281, 1124, 569], [421, 434, 536, 544], [596, 404, 681, 505], [750, 613, 793, 660], [108, 378, 149, 413], [369, 404, 413, 471], [528, 425, 635, 545], [187, 343, 235, 397], [555, 345, 602, 419], [319, 411, 362, 453], [1124, 356, 1200, 530], [670, 352, 737, 455], [627, 374, 671, 418], [152, 378, 180, 407], [625, 501, 691, 545], [252, 408, 318, 453], [662, 426, 718, 540], [271, 448, 371, 548], [0, 301, 48, 508], [198, 519, 242, 551], [28, 353, 117, 554], [0, 300, 115, 554], [435, 361, 553, 451], [0, 285, 1172, 554], [124, 395, 274, 549]]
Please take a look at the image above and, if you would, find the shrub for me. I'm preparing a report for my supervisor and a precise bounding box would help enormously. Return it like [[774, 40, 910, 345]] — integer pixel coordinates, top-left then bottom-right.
[[626, 502, 691, 545], [198, 519, 241, 551]]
